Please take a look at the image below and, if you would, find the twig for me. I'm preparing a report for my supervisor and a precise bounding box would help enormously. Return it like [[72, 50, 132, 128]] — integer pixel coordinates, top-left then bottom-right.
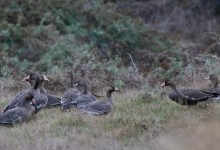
[[201, 32, 220, 54], [201, 32, 220, 44], [127, 53, 138, 72]]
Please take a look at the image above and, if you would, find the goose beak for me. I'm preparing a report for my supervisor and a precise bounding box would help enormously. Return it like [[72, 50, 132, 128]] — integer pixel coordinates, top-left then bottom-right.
[[160, 82, 165, 87], [114, 87, 119, 91], [204, 76, 210, 80], [43, 75, 49, 81], [21, 75, 30, 82]]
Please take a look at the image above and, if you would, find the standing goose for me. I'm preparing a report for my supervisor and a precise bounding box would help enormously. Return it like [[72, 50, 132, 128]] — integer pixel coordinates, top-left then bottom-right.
[[82, 86, 119, 116], [0, 93, 36, 126], [2, 73, 41, 113], [160, 80, 219, 106], [73, 81, 97, 108], [30, 75, 49, 113], [61, 72, 81, 110], [22, 73, 61, 108]]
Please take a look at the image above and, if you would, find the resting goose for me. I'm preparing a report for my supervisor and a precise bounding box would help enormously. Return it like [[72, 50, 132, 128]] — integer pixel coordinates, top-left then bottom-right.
[[73, 81, 97, 108], [61, 72, 81, 110], [160, 80, 219, 106], [0, 94, 36, 126], [22, 73, 61, 108], [30, 75, 49, 112], [82, 86, 119, 116], [2, 73, 40, 113]]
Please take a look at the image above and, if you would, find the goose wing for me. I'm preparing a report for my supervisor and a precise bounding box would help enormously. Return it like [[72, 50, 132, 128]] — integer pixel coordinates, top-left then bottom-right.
[[33, 94, 48, 112], [83, 101, 111, 115], [206, 88, 220, 94], [0, 108, 26, 125], [46, 94, 61, 107], [61, 88, 81, 109], [179, 88, 216, 101], [76, 94, 96, 108], [2, 91, 31, 112]]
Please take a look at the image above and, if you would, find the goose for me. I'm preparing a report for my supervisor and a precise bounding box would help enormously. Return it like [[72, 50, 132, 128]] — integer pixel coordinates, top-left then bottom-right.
[[160, 80, 220, 106], [61, 72, 81, 110], [82, 86, 119, 115], [22, 73, 61, 108], [6, 73, 55, 113], [2, 73, 40, 113], [0, 93, 36, 126], [30, 75, 49, 113], [73, 81, 97, 108]]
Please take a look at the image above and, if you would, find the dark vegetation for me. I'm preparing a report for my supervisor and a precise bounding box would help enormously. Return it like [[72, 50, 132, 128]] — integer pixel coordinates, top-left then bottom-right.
[[0, 0, 220, 90]]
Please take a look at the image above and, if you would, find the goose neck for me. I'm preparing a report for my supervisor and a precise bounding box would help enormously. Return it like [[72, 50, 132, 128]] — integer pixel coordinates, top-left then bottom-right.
[[82, 83, 88, 94], [106, 88, 114, 100], [70, 72, 74, 88], [40, 87, 47, 94], [33, 77, 40, 89]]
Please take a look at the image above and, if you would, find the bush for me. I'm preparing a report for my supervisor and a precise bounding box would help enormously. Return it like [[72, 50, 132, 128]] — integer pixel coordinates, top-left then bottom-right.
[[0, 0, 177, 79]]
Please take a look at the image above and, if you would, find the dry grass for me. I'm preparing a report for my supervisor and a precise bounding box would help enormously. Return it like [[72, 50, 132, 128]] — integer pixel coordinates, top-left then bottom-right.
[[151, 105, 220, 150], [0, 85, 219, 150]]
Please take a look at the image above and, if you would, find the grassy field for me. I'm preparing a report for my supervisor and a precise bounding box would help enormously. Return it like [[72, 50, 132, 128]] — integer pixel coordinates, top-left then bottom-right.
[[0, 87, 219, 150], [0, 0, 220, 149]]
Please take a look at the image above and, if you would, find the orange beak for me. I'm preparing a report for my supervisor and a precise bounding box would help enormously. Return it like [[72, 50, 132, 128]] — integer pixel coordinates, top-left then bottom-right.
[[43, 75, 49, 81], [160, 82, 166, 87], [21, 75, 30, 82], [74, 83, 78, 87], [114, 87, 119, 91], [204, 76, 210, 80]]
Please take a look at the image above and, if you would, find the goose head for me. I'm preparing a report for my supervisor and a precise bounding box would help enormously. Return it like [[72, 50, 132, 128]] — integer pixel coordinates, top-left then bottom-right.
[[110, 86, 120, 92], [22, 73, 49, 83], [74, 81, 86, 87], [22, 73, 39, 82], [160, 80, 176, 88]]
